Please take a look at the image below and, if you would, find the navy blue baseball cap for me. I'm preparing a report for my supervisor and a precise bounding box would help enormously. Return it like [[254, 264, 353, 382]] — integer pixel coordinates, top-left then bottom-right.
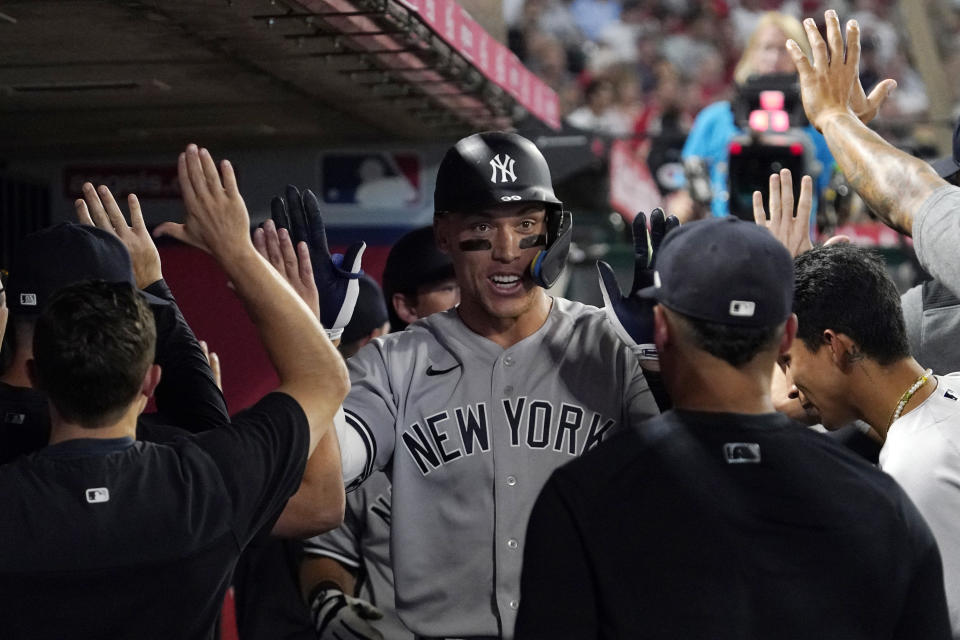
[[638, 217, 794, 327], [383, 226, 454, 297], [341, 274, 389, 344], [7, 222, 162, 316]]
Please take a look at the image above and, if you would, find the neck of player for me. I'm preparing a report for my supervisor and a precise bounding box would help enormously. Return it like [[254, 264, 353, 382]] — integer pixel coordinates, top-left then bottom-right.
[[48, 399, 143, 445], [853, 358, 938, 441], [457, 288, 552, 349], [664, 351, 779, 415]]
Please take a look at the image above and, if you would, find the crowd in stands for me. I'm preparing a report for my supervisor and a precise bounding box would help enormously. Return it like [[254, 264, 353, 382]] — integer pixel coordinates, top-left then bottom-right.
[[507, 0, 933, 142]]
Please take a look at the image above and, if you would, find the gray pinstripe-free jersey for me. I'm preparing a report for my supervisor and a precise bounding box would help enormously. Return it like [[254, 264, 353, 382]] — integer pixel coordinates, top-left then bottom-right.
[[342, 297, 659, 639]]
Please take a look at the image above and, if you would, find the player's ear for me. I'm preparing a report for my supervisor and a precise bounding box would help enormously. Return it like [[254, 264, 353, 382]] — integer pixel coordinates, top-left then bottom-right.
[[433, 216, 452, 254], [779, 314, 797, 357], [141, 364, 162, 399], [824, 330, 859, 372], [653, 304, 670, 352], [392, 293, 421, 325]]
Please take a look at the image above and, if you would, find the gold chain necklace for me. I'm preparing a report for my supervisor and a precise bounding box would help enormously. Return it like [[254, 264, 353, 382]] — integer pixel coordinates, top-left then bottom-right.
[[888, 368, 933, 429]]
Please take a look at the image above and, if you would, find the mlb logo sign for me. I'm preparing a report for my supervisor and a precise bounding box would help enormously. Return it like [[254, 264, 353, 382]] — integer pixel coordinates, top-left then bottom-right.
[[20, 293, 37, 306], [321, 153, 420, 208], [85, 487, 110, 504]]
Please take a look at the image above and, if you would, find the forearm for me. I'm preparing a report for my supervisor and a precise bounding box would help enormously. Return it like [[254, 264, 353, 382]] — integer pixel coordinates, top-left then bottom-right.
[[819, 112, 947, 234], [300, 556, 358, 602], [271, 427, 346, 538], [215, 244, 349, 451], [225, 246, 344, 388], [146, 280, 228, 431]]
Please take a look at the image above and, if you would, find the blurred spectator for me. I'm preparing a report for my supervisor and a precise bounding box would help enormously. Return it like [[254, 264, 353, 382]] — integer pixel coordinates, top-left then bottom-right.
[[681, 12, 834, 219], [567, 77, 632, 135], [569, 0, 622, 41], [850, 0, 899, 65]]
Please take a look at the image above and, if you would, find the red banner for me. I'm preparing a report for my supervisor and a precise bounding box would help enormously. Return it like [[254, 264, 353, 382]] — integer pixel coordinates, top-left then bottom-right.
[[64, 165, 179, 200], [609, 140, 662, 222], [408, 0, 560, 129]]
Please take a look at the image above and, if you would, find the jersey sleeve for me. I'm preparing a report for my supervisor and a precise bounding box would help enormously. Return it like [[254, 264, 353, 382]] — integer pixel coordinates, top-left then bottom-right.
[[623, 348, 660, 428], [515, 473, 598, 640], [143, 279, 229, 433], [302, 490, 365, 571], [193, 392, 310, 545], [913, 185, 960, 299], [341, 341, 399, 490], [901, 284, 923, 359]]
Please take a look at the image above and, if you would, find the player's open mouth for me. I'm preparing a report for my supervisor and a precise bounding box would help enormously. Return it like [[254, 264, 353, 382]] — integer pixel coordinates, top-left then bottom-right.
[[489, 273, 523, 293]]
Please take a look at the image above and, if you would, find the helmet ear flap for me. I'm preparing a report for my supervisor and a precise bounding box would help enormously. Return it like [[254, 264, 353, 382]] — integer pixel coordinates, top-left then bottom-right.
[[529, 209, 573, 288]]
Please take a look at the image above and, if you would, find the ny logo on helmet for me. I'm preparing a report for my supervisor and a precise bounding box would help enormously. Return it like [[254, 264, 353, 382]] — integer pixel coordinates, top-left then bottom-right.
[[489, 154, 517, 183]]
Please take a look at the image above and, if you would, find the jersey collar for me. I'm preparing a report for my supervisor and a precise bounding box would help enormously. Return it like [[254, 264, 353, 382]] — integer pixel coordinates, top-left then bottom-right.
[[39, 437, 136, 458]]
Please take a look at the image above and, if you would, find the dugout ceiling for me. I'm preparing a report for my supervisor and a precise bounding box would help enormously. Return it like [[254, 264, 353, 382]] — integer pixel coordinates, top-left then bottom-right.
[[0, 0, 556, 156]]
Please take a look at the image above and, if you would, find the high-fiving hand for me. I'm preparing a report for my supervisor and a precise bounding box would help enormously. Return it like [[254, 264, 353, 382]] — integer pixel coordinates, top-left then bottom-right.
[[752, 168, 814, 258], [268, 185, 364, 340], [76, 182, 162, 289], [153, 144, 253, 259], [597, 209, 679, 363], [786, 10, 897, 131]]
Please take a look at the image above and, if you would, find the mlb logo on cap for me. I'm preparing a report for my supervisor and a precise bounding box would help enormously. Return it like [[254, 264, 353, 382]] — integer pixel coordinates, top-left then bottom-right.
[[729, 300, 756, 317], [6, 223, 137, 316]]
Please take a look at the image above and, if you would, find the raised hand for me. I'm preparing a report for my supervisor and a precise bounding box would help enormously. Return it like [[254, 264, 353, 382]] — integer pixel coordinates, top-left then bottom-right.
[[597, 209, 680, 361], [787, 10, 895, 131], [253, 219, 320, 320], [752, 168, 814, 258], [270, 185, 364, 340], [153, 144, 252, 259], [76, 182, 162, 289]]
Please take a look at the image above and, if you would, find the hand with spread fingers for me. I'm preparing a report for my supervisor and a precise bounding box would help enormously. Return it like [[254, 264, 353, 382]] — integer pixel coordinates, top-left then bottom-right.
[[597, 209, 680, 363], [786, 10, 896, 132], [753, 168, 815, 258], [76, 182, 162, 289], [253, 219, 320, 321], [153, 144, 253, 259], [270, 185, 365, 341]]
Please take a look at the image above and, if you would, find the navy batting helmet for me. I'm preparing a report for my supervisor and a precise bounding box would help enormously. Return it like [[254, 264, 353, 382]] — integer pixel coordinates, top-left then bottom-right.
[[434, 131, 572, 288]]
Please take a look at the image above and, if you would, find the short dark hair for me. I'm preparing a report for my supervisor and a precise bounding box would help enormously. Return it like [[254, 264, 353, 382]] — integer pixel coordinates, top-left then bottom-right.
[[33, 280, 156, 428], [793, 244, 909, 364], [674, 312, 782, 366]]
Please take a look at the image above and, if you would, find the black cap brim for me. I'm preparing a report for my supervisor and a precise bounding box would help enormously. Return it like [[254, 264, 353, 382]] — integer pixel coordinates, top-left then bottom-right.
[[636, 284, 659, 300]]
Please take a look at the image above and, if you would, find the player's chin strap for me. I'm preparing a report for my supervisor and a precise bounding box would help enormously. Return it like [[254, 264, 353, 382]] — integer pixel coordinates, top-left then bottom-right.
[[529, 209, 573, 288]]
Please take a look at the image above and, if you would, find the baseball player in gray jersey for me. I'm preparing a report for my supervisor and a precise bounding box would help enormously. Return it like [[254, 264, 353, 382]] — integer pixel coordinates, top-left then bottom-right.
[[284, 131, 660, 639]]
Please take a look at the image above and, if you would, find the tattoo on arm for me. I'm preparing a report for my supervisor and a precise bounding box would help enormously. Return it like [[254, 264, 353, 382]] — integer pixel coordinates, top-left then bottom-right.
[[822, 113, 946, 235]]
